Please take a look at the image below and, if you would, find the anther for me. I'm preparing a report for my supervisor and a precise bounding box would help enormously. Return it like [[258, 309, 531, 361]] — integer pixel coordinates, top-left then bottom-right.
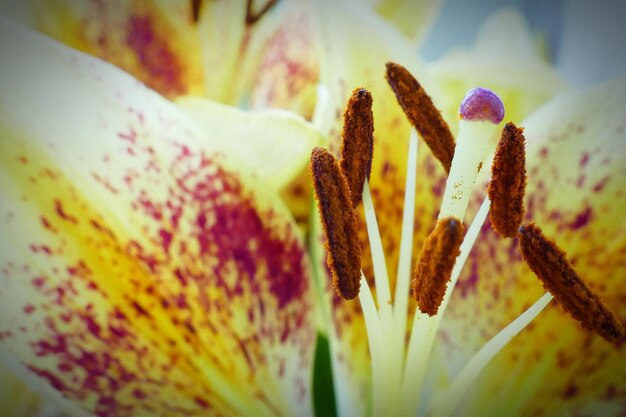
[[518, 223, 624, 343], [245, 0, 279, 26], [385, 62, 455, 173], [310, 147, 362, 300], [488, 122, 526, 238], [191, 0, 202, 23], [412, 217, 465, 316], [340, 88, 374, 208]]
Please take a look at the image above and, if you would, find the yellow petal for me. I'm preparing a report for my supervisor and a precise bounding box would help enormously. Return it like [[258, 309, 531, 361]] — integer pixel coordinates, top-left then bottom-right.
[[0, 18, 315, 417], [443, 79, 626, 415], [0, 364, 43, 417], [426, 7, 567, 131]]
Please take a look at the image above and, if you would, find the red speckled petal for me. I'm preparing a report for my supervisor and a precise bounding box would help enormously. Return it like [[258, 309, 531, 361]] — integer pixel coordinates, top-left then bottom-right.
[[1, 1, 206, 98], [0, 19, 314, 417], [196, 1, 320, 119], [443, 79, 626, 416]]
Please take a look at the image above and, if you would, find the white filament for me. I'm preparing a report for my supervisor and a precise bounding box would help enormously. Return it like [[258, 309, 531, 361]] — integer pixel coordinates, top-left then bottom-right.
[[429, 292, 553, 417], [362, 182, 392, 317], [354, 117, 548, 417], [399, 197, 491, 417]]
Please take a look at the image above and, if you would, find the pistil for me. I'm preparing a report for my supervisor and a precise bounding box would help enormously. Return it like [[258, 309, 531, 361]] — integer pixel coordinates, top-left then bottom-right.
[[439, 87, 504, 221], [413, 87, 504, 315]]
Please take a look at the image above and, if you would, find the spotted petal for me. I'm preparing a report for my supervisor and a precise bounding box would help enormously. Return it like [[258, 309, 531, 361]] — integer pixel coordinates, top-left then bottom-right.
[[442, 79, 626, 416], [196, 0, 320, 119], [0, 18, 315, 417], [0, 0, 206, 98]]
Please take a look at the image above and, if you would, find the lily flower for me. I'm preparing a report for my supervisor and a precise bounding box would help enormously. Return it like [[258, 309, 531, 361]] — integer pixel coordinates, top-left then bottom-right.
[[0, 3, 624, 417], [0, 16, 321, 417]]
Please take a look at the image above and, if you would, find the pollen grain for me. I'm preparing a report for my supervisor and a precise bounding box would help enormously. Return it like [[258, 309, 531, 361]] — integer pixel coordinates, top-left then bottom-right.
[[412, 217, 465, 316], [488, 122, 527, 238], [310, 147, 362, 300], [518, 223, 624, 343], [340, 88, 375, 208], [385, 62, 455, 173]]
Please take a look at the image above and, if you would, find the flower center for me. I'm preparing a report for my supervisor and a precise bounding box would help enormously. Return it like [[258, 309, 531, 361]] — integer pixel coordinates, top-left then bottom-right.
[[310, 62, 623, 417]]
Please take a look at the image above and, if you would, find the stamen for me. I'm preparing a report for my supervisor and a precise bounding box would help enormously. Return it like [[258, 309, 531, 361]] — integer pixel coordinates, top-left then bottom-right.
[[518, 223, 625, 343], [245, 0, 279, 26], [191, 0, 202, 23], [412, 217, 465, 316], [339, 88, 374, 208], [439, 87, 504, 222], [488, 122, 526, 238], [385, 62, 455, 173], [310, 147, 361, 300]]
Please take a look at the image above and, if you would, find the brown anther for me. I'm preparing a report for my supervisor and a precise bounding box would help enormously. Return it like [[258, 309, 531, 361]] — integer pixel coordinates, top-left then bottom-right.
[[412, 217, 465, 315], [488, 122, 527, 238], [518, 223, 624, 343], [191, 0, 202, 23], [310, 147, 361, 300], [385, 62, 455, 173], [245, 0, 279, 26], [340, 88, 374, 208]]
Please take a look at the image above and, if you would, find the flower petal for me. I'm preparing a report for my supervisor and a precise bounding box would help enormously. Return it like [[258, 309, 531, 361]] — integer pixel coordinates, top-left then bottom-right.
[[444, 79, 626, 415], [175, 96, 323, 192], [0, 0, 205, 98], [374, 0, 443, 45], [426, 7, 567, 131], [0, 18, 315, 417], [0, 364, 44, 417], [196, 0, 320, 119]]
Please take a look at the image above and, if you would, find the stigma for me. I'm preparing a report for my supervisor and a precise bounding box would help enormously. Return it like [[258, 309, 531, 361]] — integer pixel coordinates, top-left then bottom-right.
[[459, 87, 505, 124]]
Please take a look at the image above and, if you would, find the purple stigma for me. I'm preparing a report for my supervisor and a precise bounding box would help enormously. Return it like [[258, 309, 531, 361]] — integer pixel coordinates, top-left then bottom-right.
[[459, 87, 504, 124]]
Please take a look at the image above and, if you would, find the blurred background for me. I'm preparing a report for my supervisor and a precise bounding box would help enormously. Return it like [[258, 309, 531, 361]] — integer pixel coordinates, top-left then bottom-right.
[[422, 0, 626, 85]]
